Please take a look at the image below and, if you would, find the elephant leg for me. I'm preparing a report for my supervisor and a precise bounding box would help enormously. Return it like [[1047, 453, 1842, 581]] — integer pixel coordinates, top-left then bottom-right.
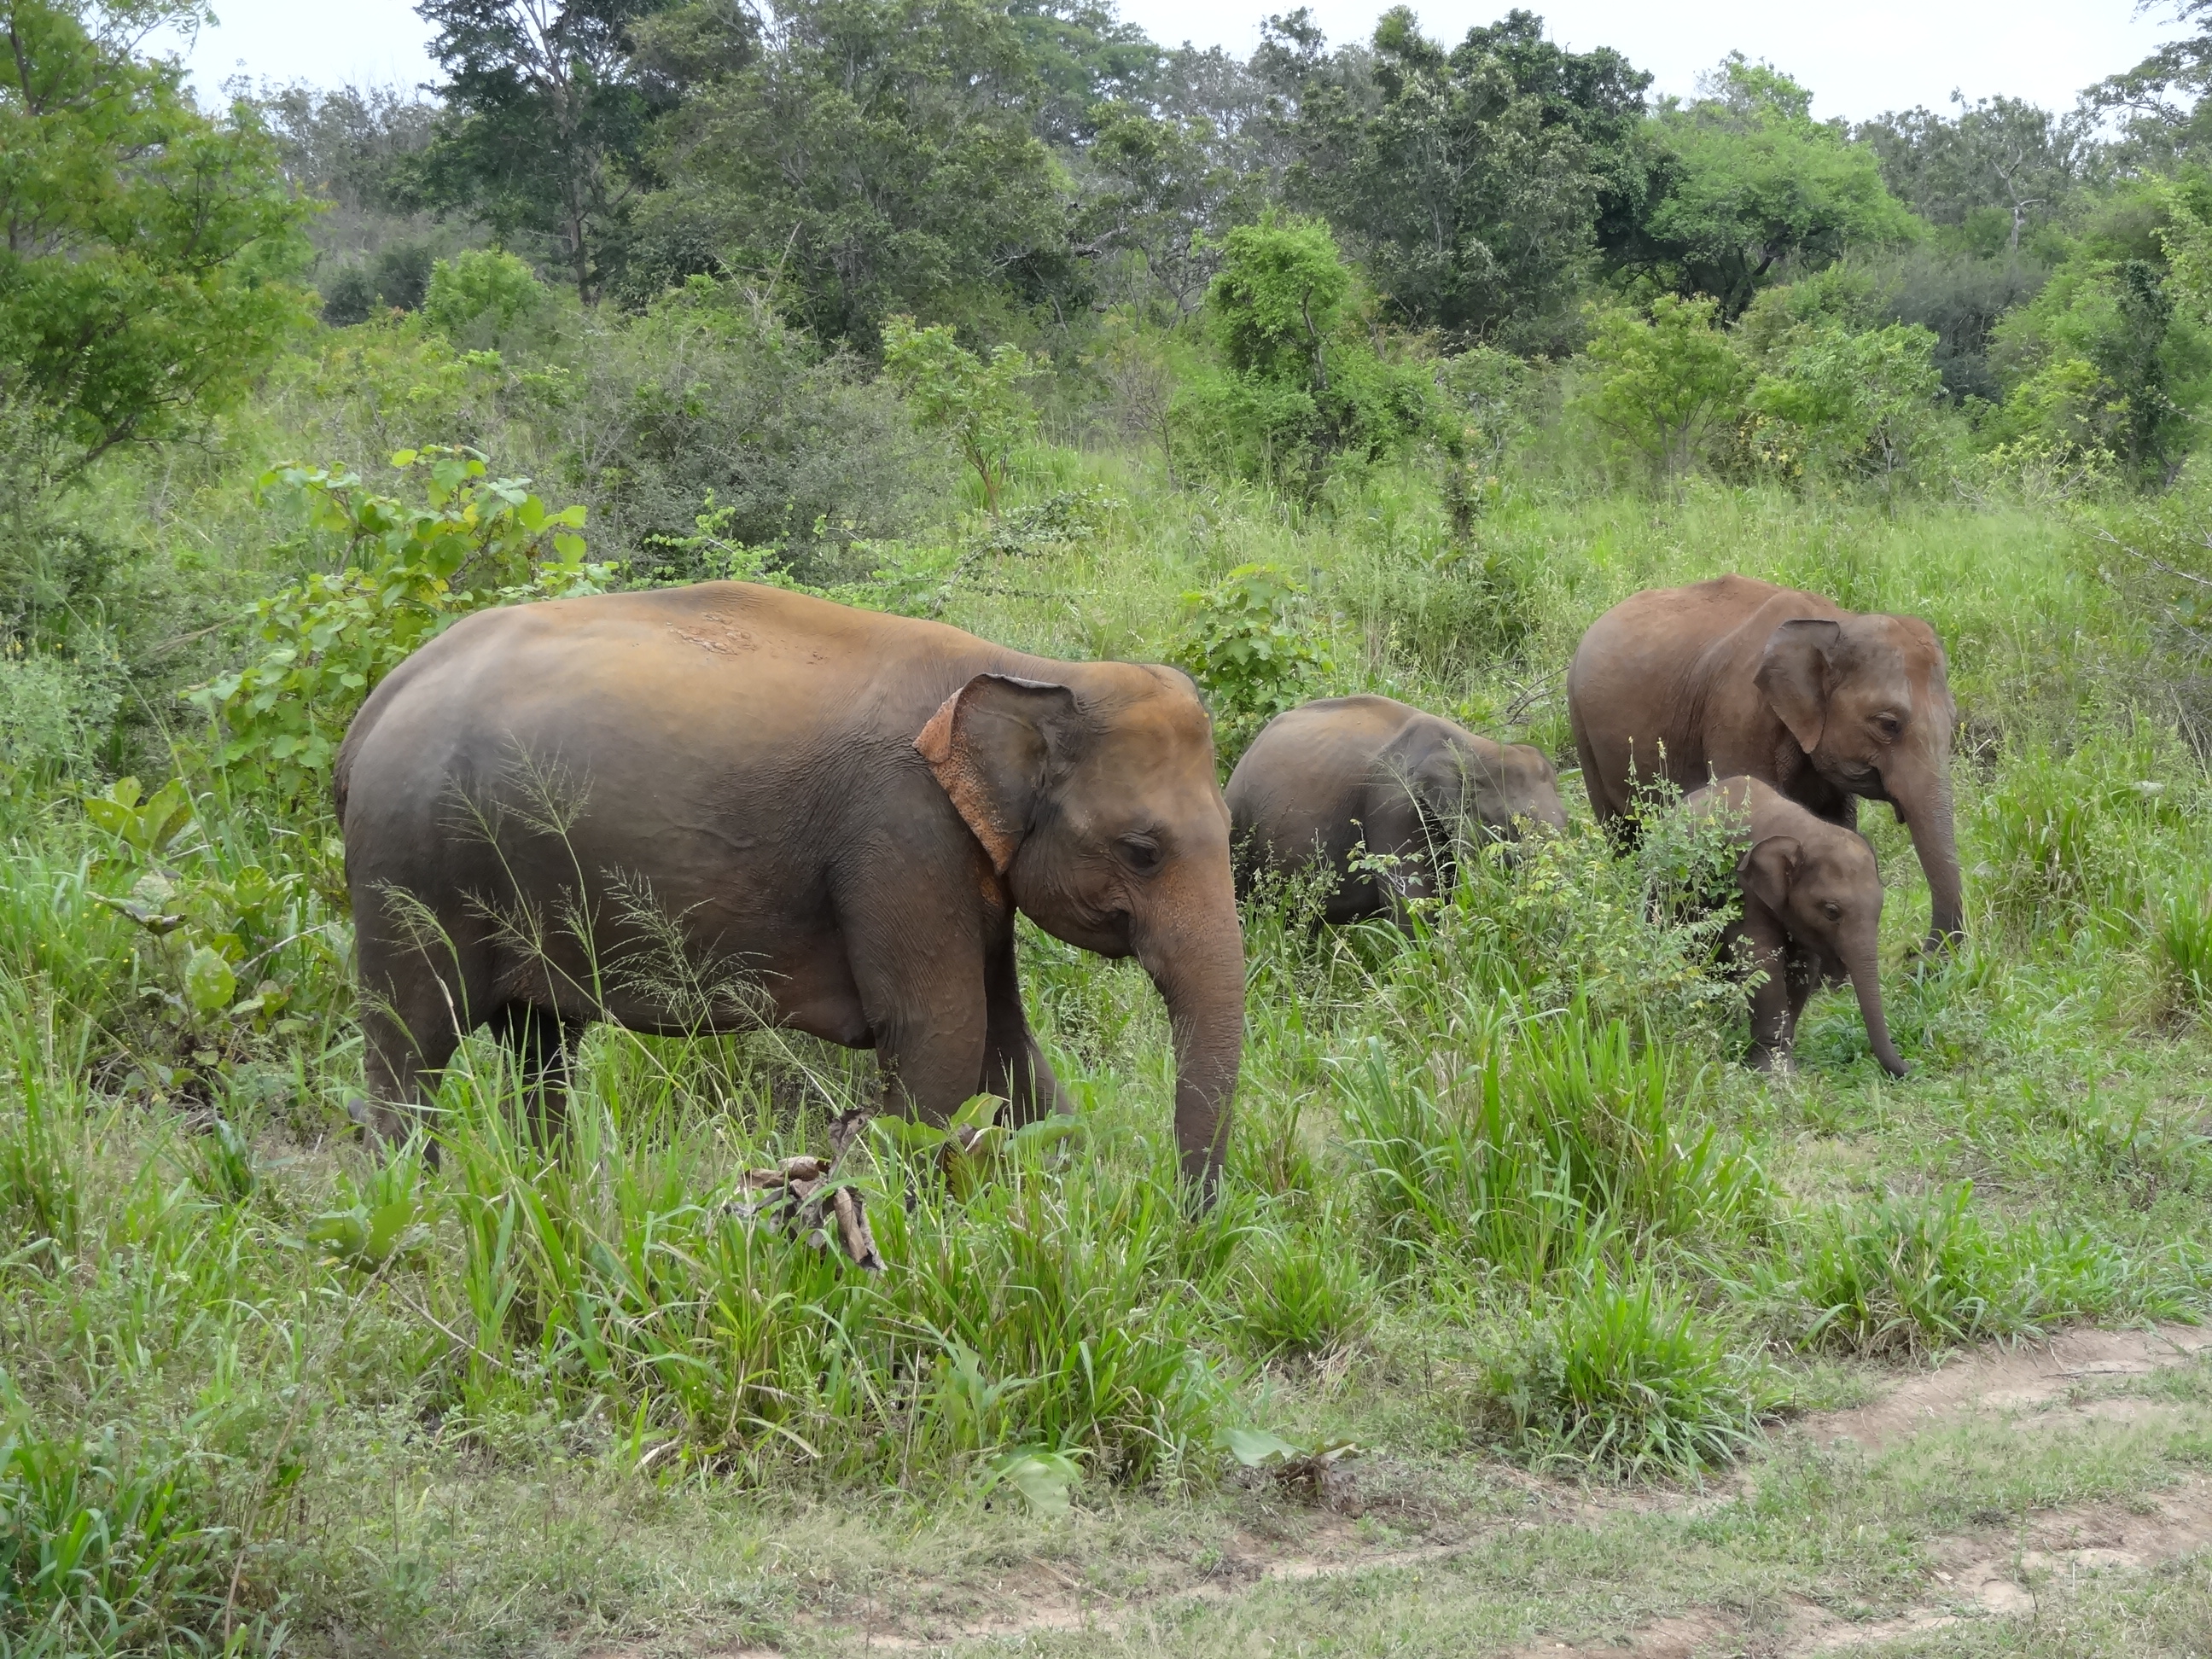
[[1740, 910, 1796, 1074], [352, 905, 497, 1150], [981, 931, 1064, 1128], [487, 1002, 585, 1141], [832, 887, 990, 1155], [1782, 952, 1820, 1058]]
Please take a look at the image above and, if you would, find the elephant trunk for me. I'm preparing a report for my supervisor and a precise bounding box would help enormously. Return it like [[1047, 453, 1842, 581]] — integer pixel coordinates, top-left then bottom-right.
[[1892, 760, 1964, 947], [1135, 880, 1247, 1205], [1845, 939, 1910, 1078]]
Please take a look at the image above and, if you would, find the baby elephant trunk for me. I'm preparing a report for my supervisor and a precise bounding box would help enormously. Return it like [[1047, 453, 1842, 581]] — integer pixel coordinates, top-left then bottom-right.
[[1844, 939, 1910, 1078]]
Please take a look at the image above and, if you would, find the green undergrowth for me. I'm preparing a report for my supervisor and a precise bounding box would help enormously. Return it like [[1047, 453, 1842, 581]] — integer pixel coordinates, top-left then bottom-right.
[[5, 449, 2212, 1656]]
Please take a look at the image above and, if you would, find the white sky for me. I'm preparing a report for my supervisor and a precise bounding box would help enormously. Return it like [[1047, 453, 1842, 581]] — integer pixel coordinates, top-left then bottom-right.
[[175, 0, 2179, 123]]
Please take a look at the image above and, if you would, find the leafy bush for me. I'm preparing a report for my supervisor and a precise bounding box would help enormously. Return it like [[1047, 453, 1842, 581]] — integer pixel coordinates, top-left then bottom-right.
[[1573, 297, 1746, 486], [1740, 321, 1949, 487], [527, 282, 944, 581], [1339, 1010, 1767, 1284], [318, 240, 437, 325], [881, 315, 1042, 515], [1172, 563, 1334, 760], [78, 776, 346, 1086], [0, 647, 119, 794], [422, 248, 546, 345], [1767, 1184, 2155, 1357], [0, 1391, 245, 1656], [1173, 214, 1441, 497], [187, 447, 610, 808], [1970, 734, 2186, 936], [1232, 1211, 1377, 1359], [2151, 884, 2212, 1014]]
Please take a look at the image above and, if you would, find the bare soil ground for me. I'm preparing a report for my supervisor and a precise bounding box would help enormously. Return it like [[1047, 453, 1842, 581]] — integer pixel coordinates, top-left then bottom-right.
[[586, 1325, 2212, 1657]]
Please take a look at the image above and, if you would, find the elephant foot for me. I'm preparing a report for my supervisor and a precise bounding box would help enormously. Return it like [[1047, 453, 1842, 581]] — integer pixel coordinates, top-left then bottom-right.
[[1745, 1048, 1796, 1079], [346, 1096, 410, 1145], [731, 1155, 883, 1272]]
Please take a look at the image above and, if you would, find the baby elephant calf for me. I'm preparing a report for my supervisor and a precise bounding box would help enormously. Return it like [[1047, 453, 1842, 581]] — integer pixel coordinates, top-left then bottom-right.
[[1227, 695, 1567, 924], [1681, 776, 1909, 1078]]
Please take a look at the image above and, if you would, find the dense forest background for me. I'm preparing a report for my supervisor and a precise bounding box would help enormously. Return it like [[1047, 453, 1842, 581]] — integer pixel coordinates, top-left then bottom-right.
[[14, 0, 2212, 744]]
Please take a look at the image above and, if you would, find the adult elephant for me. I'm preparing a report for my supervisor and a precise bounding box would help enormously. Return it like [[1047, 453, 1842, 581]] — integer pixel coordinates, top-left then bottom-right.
[[1568, 575, 1961, 946], [1226, 695, 1567, 924], [335, 581, 1245, 1195]]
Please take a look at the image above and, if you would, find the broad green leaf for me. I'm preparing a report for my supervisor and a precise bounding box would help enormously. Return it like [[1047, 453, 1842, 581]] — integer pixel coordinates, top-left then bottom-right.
[[987, 1449, 1079, 1517], [183, 946, 236, 1014]]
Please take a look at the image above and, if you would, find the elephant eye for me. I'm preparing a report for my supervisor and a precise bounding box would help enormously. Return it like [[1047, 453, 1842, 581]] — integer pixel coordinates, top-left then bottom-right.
[[1875, 714, 1903, 738], [1117, 835, 1162, 873], [1823, 901, 1842, 921]]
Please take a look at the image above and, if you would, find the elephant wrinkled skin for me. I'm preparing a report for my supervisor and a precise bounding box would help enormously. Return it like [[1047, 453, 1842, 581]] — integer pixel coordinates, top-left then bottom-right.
[[1225, 694, 1567, 924], [1568, 575, 1961, 949], [1682, 776, 1907, 1078], [335, 581, 1246, 1194]]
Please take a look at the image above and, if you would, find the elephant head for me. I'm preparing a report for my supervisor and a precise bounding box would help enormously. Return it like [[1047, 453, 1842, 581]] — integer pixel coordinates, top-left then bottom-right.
[[1754, 614, 1961, 946], [917, 667, 1244, 1196], [1739, 827, 1907, 1078], [1414, 735, 1569, 842]]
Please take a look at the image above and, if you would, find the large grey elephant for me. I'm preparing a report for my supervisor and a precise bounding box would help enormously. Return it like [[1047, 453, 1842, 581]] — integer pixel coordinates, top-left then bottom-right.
[[1225, 694, 1567, 924], [1568, 575, 1961, 947], [1681, 776, 1907, 1078], [335, 581, 1246, 1194]]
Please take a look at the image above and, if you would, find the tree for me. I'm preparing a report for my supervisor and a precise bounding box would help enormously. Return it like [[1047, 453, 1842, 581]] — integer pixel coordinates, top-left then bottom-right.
[[1003, 0, 1159, 147], [1173, 212, 1440, 494], [0, 0, 315, 474], [1574, 296, 1745, 485], [881, 315, 1039, 514], [413, 0, 683, 302], [1993, 252, 2212, 486], [636, 0, 1076, 343], [1616, 56, 1918, 318], [1261, 8, 1608, 349], [1858, 95, 2088, 258], [1080, 101, 1264, 320], [1743, 322, 1946, 489]]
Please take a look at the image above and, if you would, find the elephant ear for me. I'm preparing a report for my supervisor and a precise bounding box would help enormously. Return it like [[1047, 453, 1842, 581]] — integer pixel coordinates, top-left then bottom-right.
[[1755, 618, 1842, 754], [1738, 835, 1802, 918], [1410, 741, 1478, 825], [916, 673, 1081, 874]]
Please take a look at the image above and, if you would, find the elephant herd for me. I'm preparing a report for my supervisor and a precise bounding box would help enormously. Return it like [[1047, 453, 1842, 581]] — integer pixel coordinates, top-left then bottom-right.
[[335, 573, 1958, 1198]]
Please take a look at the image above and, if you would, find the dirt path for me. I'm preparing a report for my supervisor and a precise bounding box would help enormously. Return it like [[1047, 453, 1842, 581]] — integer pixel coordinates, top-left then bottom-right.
[[1505, 1324, 2212, 1658], [601, 1324, 2212, 1656]]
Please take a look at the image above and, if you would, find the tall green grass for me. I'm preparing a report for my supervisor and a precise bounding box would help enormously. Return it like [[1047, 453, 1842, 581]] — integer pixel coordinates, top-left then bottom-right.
[[4, 441, 2212, 1653]]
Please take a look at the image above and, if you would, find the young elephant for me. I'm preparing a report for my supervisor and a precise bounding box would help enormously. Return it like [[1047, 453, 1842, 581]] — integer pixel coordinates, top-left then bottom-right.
[[1681, 776, 1908, 1078], [1225, 695, 1567, 924]]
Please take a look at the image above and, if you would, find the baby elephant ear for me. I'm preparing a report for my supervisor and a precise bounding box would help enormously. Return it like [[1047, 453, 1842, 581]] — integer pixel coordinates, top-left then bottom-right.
[[1755, 618, 1843, 754], [1738, 834, 1803, 917], [916, 673, 1081, 873]]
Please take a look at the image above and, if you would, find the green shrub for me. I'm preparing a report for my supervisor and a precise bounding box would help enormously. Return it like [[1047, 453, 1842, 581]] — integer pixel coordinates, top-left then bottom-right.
[[1572, 297, 1747, 486], [881, 315, 1042, 516], [1173, 213, 1442, 498], [2151, 884, 2212, 1014], [1970, 735, 2186, 936], [186, 446, 611, 809], [423, 248, 545, 345], [0, 647, 119, 795], [0, 1395, 242, 1656], [1173, 563, 1334, 761]]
